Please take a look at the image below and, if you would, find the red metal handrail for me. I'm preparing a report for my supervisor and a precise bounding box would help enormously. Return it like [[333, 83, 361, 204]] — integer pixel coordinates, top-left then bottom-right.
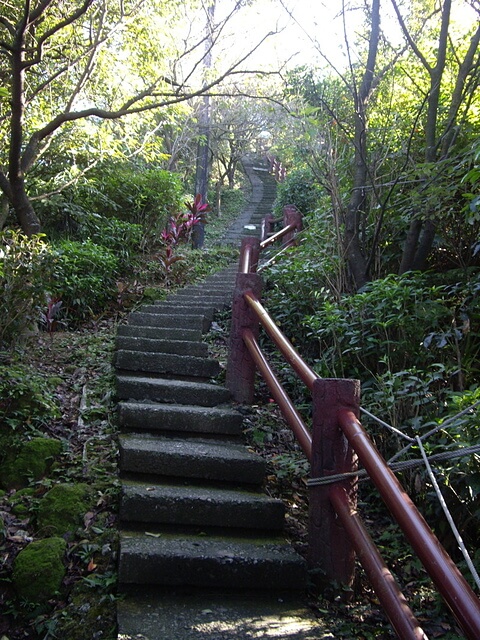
[[243, 328, 312, 460], [244, 290, 317, 390], [259, 223, 296, 249], [240, 243, 255, 274], [338, 409, 480, 640], [330, 485, 427, 640], [227, 229, 480, 639]]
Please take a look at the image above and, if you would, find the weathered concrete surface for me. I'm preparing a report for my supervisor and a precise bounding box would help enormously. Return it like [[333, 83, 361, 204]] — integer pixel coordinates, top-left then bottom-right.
[[118, 531, 307, 589], [114, 350, 220, 378], [114, 163, 327, 639], [115, 375, 231, 406], [116, 323, 202, 341], [118, 401, 242, 435], [127, 311, 210, 332], [115, 335, 209, 357], [117, 590, 331, 640], [119, 435, 266, 484], [120, 480, 285, 530]]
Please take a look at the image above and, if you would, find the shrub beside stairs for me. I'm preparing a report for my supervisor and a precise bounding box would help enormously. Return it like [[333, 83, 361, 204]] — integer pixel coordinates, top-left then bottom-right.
[[115, 166, 326, 638]]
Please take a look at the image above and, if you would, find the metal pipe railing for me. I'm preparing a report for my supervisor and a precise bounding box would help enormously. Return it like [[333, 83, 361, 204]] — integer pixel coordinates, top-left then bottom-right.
[[259, 223, 296, 249], [240, 242, 255, 274], [229, 223, 480, 639], [338, 408, 480, 640], [243, 290, 317, 391], [243, 328, 312, 460], [330, 485, 428, 640]]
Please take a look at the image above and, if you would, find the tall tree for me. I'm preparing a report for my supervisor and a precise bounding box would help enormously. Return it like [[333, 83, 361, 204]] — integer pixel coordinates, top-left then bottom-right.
[[394, 0, 480, 272], [0, 0, 277, 235]]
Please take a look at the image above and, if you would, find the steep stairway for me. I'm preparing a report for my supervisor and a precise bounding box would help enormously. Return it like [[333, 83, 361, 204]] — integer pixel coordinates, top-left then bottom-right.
[[115, 163, 325, 639], [219, 157, 276, 244]]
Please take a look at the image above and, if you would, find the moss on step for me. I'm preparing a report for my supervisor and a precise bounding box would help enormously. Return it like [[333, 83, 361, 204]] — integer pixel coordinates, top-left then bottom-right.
[[13, 536, 67, 603], [0, 437, 62, 490], [37, 483, 91, 536]]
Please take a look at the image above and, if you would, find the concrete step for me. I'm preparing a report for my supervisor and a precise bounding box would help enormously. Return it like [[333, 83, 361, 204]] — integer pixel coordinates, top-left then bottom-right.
[[119, 434, 266, 484], [118, 531, 307, 590], [120, 480, 285, 530], [166, 293, 232, 307], [117, 590, 327, 640], [114, 350, 220, 378], [140, 303, 215, 321], [115, 375, 231, 406], [127, 312, 210, 333], [117, 323, 202, 342], [118, 401, 243, 436], [115, 336, 208, 357], [176, 283, 236, 293]]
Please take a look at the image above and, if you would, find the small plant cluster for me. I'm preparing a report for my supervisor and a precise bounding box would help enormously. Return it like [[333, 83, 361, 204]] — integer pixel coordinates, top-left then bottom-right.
[[0, 230, 53, 350], [157, 194, 210, 278]]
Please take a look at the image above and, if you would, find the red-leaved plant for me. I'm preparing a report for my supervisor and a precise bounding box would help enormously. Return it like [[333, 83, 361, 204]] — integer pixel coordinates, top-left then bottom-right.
[[157, 195, 210, 277], [40, 296, 63, 337]]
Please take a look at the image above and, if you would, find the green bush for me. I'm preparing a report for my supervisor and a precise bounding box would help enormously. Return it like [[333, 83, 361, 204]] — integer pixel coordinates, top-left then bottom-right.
[[273, 167, 321, 217], [0, 230, 54, 350], [51, 239, 119, 323], [75, 163, 184, 248], [304, 272, 456, 379], [77, 214, 143, 270], [34, 161, 184, 252]]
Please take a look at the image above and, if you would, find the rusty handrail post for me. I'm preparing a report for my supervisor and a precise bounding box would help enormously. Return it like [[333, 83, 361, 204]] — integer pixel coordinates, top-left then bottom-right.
[[330, 486, 428, 640], [283, 205, 302, 247], [338, 409, 480, 640], [308, 378, 360, 587], [226, 264, 263, 403]]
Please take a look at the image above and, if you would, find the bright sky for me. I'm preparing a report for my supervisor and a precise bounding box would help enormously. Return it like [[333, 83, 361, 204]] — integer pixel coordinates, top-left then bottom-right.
[[222, 0, 368, 72], [216, 0, 479, 75]]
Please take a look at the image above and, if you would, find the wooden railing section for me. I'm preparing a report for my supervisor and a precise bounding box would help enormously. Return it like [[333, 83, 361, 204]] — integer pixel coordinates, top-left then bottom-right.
[[226, 224, 480, 640]]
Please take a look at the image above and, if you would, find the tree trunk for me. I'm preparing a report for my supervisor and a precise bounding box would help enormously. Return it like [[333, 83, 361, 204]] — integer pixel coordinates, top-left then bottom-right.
[[0, 195, 9, 230], [343, 0, 380, 290], [399, 219, 422, 274], [398, 0, 454, 272], [11, 177, 42, 236]]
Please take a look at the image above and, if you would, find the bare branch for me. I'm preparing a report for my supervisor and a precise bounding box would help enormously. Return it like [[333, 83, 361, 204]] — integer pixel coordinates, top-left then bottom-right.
[[24, 0, 95, 69], [389, 0, 434, 72]]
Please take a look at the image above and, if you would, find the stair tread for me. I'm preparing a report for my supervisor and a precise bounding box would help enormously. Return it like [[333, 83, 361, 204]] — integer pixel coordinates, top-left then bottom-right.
[[119, 434, 266, 483], [115, 374, 231, 406], [115, 350, 220, 378], [119, 400, 240, 415], [117, 324, 202, 340], [118, 401, 242, 435], [117, 591, 325, 640], [115, 336, 208, 356], [119, 530, 307, 589], [120, 480, 285, 529]]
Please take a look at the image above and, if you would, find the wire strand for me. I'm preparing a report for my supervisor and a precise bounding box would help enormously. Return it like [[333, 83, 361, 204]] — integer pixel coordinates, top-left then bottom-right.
[[415, 436, 480, 591]]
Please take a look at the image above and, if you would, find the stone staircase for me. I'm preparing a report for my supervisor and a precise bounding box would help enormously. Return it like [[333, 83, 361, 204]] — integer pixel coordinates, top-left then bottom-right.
[[115, 161, 326, 639]]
